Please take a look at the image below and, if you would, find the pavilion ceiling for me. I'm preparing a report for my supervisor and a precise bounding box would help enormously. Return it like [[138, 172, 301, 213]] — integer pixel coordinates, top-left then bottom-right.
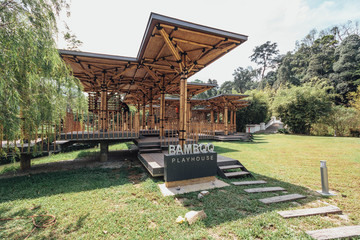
[[59, 13, 247, 105]]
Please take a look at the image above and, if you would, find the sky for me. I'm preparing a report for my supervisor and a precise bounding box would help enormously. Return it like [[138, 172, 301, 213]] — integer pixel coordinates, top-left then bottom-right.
[[57, 0, 360, 84]]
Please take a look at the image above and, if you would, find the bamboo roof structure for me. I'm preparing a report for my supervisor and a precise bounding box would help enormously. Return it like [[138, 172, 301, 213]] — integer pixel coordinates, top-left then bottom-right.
[[59, 13, 247, 103], [153, 94, 250, 110]]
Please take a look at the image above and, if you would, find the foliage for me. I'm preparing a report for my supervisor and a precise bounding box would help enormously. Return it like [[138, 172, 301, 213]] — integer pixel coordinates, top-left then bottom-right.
[[191, 79, 218, 99], [348, 86, 360, 111], [232, 66, 259, 93], [312, 105, 360, 137], [272, 85, 332, 134], [219, 81, 234, 94], [235, 90, 271, 131], [0, 0, 86, 140], [330, 34, 360, 104], [277, 128, 289, 134], [250, 41, 280, 79]]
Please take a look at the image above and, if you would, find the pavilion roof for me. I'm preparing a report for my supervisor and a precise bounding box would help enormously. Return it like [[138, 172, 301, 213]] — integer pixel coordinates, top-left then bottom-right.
[[59, 13, 247, 103], [151, 94, 250, 110]]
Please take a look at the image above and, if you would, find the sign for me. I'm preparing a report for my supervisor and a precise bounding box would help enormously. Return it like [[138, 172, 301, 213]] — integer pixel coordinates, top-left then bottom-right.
[[168, 143, 215, 155], [164, 143, 217, 182]]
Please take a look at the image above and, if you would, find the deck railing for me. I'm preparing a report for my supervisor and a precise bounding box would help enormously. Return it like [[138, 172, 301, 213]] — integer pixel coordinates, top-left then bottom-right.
[[0, 113, 237, 155], [0, 111, 140, 155]]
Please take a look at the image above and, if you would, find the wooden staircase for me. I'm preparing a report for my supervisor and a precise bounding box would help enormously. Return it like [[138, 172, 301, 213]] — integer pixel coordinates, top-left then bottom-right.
[[217, 158, 253, 179], [137, 141, 162, 154]]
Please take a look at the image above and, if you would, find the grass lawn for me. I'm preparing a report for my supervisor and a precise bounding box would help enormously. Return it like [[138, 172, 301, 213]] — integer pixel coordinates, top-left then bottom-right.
[[0, 135, 359, 239]]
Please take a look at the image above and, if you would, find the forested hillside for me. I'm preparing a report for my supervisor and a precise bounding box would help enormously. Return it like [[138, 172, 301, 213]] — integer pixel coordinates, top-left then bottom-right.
[[194, 21, 360, 136]]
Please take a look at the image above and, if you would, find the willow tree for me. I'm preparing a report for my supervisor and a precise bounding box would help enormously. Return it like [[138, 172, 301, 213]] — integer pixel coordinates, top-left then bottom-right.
[[0, 0, 85, 146]]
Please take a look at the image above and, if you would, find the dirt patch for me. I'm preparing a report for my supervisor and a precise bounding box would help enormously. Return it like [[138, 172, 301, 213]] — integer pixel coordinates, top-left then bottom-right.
[[0, 152, 140, 179]]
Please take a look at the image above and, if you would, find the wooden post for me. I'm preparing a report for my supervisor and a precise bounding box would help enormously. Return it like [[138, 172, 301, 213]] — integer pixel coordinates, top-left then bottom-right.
[[179, 71, 187, 147], [230, 110, 233, 135], [160, 77, 165, 138], [224, 104, 228, 136], [234, 110, 237, 133], [142, 94, 146, 129], [20, 154, 31, 171], [210, 109, 215, 134], [100, 71, 108, 131], [149, 87, 154, 129], [186, 97, 191, 139]]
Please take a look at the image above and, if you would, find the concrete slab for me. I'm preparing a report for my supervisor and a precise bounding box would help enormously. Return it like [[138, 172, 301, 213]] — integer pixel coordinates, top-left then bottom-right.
[[158, 178, 230, 196], [306, 225, 360, 240]]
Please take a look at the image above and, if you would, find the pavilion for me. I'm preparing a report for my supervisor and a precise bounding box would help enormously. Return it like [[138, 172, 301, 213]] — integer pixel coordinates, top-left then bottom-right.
[[1, 13, 250, 173], [59, 13, 249, 150]]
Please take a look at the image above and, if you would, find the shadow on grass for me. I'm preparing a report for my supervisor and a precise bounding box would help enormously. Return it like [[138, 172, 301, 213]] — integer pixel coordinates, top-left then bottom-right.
[[0, 165, 144, 204], [166, 172, 322, 228]]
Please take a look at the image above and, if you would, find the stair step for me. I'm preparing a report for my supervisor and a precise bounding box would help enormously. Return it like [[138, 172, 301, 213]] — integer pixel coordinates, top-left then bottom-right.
[[306, 225, 360, 240], [259, 194, 306, 204], [232, 180, 267, 186], [219, 165, 243, 170], [224, 171, 250, 177], [139, 148, 162, 153], [277, 205, 342, 219], [138, 144, 161, 148]]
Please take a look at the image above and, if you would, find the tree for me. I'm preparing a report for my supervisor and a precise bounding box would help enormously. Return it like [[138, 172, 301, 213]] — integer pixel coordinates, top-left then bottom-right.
[[192, 79, 218, 99], [272, 85, 332, 134], [323, 105, 360, 136], [219, 81, 234, 94], [348, 86, 360, 111], [0, 0, 85, 141], [236, 90, 271, 132], [330, 34, 360, 104], [232, 66, 259, 93], [250, 41, 280, 79], [303, 35, 337, 84]]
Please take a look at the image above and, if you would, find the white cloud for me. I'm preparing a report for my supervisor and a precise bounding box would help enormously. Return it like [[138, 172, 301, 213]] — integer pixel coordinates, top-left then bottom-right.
[[57, 0, 360, 84]]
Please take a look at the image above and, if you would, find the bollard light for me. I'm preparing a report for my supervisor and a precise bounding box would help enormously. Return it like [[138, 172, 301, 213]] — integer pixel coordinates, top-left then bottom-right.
[[317, 161, 336, 196], [320, 161, 329, 194]]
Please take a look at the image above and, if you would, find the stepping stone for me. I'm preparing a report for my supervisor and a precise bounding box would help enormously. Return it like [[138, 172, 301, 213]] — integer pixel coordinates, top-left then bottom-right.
[[224, 172, 250, 177], [277, 205, 342, 218], [244, 187, 285, 193], [259, 194, 306, 204], [232, 180, 267, 186], [306, 225, 360, 240]]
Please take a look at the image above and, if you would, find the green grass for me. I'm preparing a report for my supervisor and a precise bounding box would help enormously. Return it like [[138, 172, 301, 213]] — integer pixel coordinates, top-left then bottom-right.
[[0, 135, 359, 239], [0, 142, 130, 174]]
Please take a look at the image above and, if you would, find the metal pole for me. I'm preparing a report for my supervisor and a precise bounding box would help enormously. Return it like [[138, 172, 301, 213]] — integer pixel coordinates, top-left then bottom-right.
[[318, 160, 336, 196], [320, 161, 329, 194]]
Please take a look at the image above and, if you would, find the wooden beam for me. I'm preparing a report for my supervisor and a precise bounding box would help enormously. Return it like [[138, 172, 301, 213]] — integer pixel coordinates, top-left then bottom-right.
[[158, 28, 183, 70], [143, 65, 160, 81], [153, 34, 213, 48], [112, 64, 137, 80]]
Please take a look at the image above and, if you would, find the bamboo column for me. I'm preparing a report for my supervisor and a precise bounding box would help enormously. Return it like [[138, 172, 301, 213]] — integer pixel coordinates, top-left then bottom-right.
[[142, 95, 146, 129], [159, 77, 165, 138], [224, 104, 228, 136], [230, 110, 233, 134], [186, 97, 191, 139], [179, 71, 187, 147], [100, 71, 108, 131], [210, 109, 215, 134], [233, 110, 237, 133], [149, 87, 154, 129]]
